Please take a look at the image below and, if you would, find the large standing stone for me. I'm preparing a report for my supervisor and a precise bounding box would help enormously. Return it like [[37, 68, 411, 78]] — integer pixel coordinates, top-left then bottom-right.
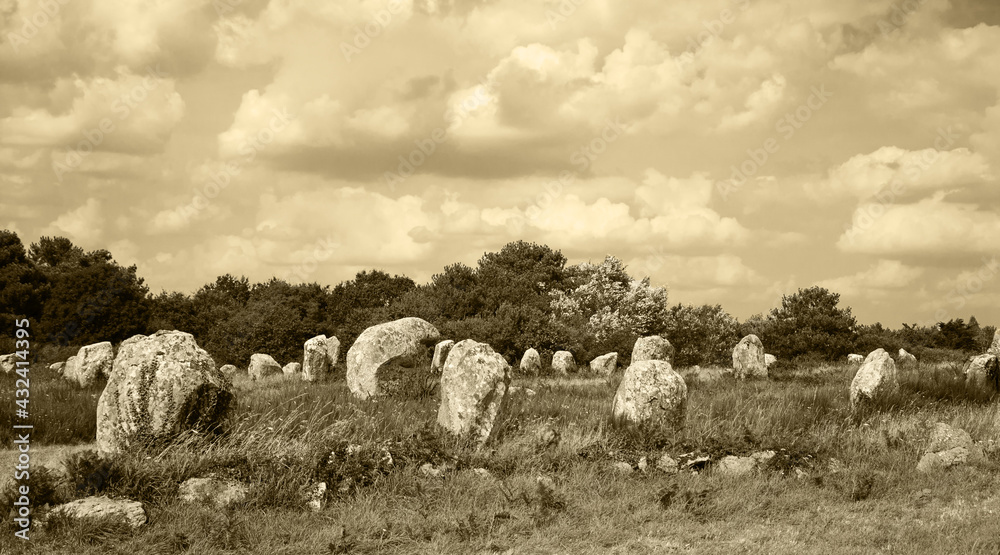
[[437, 339, 511, 445], [48, 496, 146, 528], [0, 353, 16, 374], [989, 329, 1000, 356], [612, 360, 687, 430], [732, 334, 767, 379], [431, 340, 455, 372], [590, 352, 618, 376], [303, 335, 331, 382], [96, 331, 233, 456], [849, 348, 898, 409], [520, 348, 541, 376], [65, 342, 114, 387], [346, 317, 440, 400], [552, 351, 576, 375], [248, 353, 282, 380], [632, 336, 674, 363], [847, 354, 864, 365], [898, 348, 918, 367], [964, 354, 999, 391], [326, 336, 341, 366]]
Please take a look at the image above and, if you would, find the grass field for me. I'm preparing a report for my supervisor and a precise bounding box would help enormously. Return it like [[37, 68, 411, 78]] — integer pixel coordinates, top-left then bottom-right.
[[2, 358, 1000, 554]]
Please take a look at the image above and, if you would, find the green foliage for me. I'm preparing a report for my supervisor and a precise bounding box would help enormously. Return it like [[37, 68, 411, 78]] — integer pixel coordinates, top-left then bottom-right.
[[751, 287, 858, 362], [664, 304, 741, 367]]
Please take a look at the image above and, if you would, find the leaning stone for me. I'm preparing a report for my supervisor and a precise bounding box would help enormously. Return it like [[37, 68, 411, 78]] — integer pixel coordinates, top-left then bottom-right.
[[437, 339, 511, 445], [732, 334, 767, 379], [346, 317, 440, 400], [898, 348, 918, 367], [849, 348, 898, 409], [249, 353, 282, 380], [431, 340, 455, 372], [552, 351, 576, 375], [612, 360, 687, 431], [48, 496, 146, 529], [632, 336, 674, 363], [590, 352, 618, 376]]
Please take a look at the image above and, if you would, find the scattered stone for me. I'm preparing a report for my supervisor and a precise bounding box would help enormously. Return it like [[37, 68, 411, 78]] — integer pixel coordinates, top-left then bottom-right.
[[219, 364, 238, 377], [437, 339, 511, 446], [520, 348, 541, 376], [282, 362, 301, 376], [964, 354, 999, 391], [751, 450, 777, 465], [638, 457, 649, 472], [632, 336, 674, 363], [913, 488, 933, 507], [847, 354, 864, 365], [849, 348, 898, 409], [990, 329, 1000, 356], [249, 353, 282, 380], [764, 354, 777, 368], [536, 476, 556, 497], [917, 422, 984, 472], [48, 496, 146, 529], [683, 456, 711, 471], [303, 482, 327, 512], [656, 454, 679, 474], [898, 348, 918, 366], [717, 455, 755, 476], [589, 352, 618, 376], [431, 339, 455, 372], [611, 461, 633, 474], [536, 425, 560, 448], [346, 317, 440, 400], [794, 468, 808, 480], [612, 360, 687, 431], [732, 334, 767, 379], [508, 385, 537, 397], [472, 468, 493, 480], [97, 331, 233, 456], [303, 335, 332, 382], [178, 476, 248, 508], [552, 351, 576, 375], [65, 341, 114, 387], [420, 463, 445, 479], [0, 354, 17, 374]]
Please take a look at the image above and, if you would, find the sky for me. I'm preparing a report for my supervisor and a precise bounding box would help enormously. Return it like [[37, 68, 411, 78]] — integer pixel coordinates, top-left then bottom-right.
[[1, 0, 999, 328]]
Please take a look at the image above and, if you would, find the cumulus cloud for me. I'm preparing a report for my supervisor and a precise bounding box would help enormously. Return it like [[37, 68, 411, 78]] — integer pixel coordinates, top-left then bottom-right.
[[42, 198, 104, 245], [816, 259, 924, 298]]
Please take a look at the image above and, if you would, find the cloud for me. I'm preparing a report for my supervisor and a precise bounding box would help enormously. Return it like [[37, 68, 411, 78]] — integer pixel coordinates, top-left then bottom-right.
[[816, 259, 924, 298], [42, 198, 104, 245]]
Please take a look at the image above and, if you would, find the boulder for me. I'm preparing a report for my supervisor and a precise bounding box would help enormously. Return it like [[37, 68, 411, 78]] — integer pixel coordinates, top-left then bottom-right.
[[48, 496, 146, 528], [346, 317, 440, 400], [437, 339, 511, 445], [0, 353, 16, 374], [283, 362, 302, 376], [612, 360, 687, 430], [49, 361, 65, 375], [179, 476, 248, 508], [717, 456, 756, 476], [656, 454, 679, 474], [990, 329, 1000, 356], [303, 335, 331, 382], [732, 334, 767, 379], [326, 336, 341, 366], [849, 348, 898, 409], [431, 339, 455, 372], [847, 354, 864, 365], [552, 351, 576, 375], [964, 354, 999, 391], [219, 364, 238, 377], [96, 331, 233, 456], [632, 336, 674, 363], [590, 352, 618, 376], [764, 354, 777, 368], [917, 422, 985, 472], [65, 341, 114, 387], [898, 348, 918, 366], [520, 348, 541, 376], [249, 353, 282, 380]]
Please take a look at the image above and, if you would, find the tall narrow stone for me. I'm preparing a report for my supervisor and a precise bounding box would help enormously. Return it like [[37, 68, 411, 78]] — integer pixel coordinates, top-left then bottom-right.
[[437, 340, 511, 445], [732, 334, 767, 379]]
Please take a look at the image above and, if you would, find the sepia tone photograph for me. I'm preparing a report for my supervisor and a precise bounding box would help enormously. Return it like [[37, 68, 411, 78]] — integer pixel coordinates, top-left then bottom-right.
[[1, 0, 1000, 553]]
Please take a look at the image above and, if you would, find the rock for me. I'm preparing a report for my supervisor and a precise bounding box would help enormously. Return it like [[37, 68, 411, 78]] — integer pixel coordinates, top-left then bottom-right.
[[612, 360, 687, 431], [49, 361, 65, 375], [178, 476, 248, 508], [303, 482, 327, 512], [847, 354, 864, 365], [437, 339, 511, 445], [751, 450, 776, 465], [535, 425, 560, 448], [65, 341, 114, 387], [420, 463, 445, 479], [248, 353, 282, 380], [717, 455, 755, 476], [589, 352, 618, 376], [795, 468, 808, 480], [472, 468, 493, 480], [632, 336, 674, 363], [0, 353, 17, 374], [346, 317, 440, 400], [638, 457, 649, 472], [508, 385, 537, 397], [656, 454, 679, 474], [732, 334, 767, 379], [916, 422, 983, 472], [219, 364, 238, 377], [49, 496, 146, 528], [898, 348, 918, 366], [431, 339, 455, 372], [764, 354, 777, 368], [611, 461, 633, 474], [520, 348, 541, 376], [926, 422, 981, 457], [552, 351, 576, 375], [964, 354, 999, 391], [849, 348, 898, 409], [326, 336, 341, 367], [303, 335, 331, 382], [282, 362, 302, 376], [96, 331, 233, 456], [990, 329, 1000, 356], [536, 476, 556, 497]]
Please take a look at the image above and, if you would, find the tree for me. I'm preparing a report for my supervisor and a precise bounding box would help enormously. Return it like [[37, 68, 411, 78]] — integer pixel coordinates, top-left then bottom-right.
[[759, 286, 858, 361], [428, 263, 481, 320], [664, 304, 741, 367], [0, 231, 49, 350], [475, 241, 568, 314]]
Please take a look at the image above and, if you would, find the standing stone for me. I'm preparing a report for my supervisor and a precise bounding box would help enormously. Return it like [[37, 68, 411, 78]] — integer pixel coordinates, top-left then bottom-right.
[[65, 342, 114, 387], [437, 339, 511, 445], [520, 348, 541, 376], [990, 329, 1000, 356], [326, 336, 341, 366], [898, 349, 918, 367], [552, 351, 576, 375], [219, 364, 238, 378], [849, 348, 898, 409], [431, 340, 455, 372], [96, 331, 233, 456], [283, 362, 302, 376], [847, 354, 864, 365], [346, 317, 440, 400], [590, 352, 618, 376], [303, 335, 331, 382], [249, 353, 282, 380], [732, 334, 767, 379], [632, 336, 674, 363], [764, 354, 777, 368], [964, 354, 999, 391], [0, 353, 16, 374], [612, 360, 687, 430]]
